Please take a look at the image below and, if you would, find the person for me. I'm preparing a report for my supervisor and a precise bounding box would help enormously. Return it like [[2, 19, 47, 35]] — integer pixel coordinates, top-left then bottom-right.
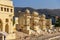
[[4, 36, 6, 40]]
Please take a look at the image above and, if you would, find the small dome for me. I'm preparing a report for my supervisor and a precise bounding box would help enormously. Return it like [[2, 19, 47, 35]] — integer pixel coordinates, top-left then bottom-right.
[[25, 9, 30, 13], [18, 11, 21, 13], [33, 11, 39, 16], [42, 14, 46, 17]]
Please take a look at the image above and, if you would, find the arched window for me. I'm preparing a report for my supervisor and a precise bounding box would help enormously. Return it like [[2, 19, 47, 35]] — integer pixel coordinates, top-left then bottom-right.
[[7, 8, 9, 12], [0, 19, 3, 31], [5, 24, 9, 33], [10, 9, 13, 12], [4, 8, 6, 11], [1, 7, 3, 11], [6, 19, 9, 22]]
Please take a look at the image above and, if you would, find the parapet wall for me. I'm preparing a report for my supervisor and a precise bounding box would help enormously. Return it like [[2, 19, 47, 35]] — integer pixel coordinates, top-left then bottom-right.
[[0, 0, 13, 6]]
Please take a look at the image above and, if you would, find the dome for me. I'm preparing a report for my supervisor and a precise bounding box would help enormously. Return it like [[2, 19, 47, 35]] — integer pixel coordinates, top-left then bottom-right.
[[33, 11, 39, 16], [25, 9, 30, 13], [42, 14, 46, 17]]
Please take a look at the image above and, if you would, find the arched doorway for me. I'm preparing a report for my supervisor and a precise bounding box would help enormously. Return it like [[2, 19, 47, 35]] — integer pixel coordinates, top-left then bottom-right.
[[0, 19, 3, 31], [5, 24, 9, 33]]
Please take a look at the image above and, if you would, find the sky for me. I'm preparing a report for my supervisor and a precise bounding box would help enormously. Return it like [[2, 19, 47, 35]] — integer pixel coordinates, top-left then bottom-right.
[[13, 0, 60, 9]]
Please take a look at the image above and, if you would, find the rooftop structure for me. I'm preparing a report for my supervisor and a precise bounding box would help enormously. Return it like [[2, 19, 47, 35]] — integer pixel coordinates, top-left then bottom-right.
[[18, 9, 53, 35]]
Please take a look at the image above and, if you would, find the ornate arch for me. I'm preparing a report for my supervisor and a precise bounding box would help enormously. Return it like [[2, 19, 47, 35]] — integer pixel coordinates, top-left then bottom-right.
[[0, 19, 3, 31], [5, 24, 9, 33]]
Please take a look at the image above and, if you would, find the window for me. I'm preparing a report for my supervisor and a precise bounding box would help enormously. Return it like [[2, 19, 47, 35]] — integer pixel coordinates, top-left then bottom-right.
[[11, 19, 13, 21], [4, 8, 6, 11], [1, 7, 3, 11], [0, 19, 3, 31], [6, 19, 9, 22], [10, 9, 13, 12], [5, 24, 9, 33], [7, 8, 9, 12]]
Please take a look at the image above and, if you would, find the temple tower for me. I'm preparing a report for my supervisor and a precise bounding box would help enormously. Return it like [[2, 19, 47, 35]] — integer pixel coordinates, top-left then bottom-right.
[[18, 9, 32, 34], [40, 14, 47, 32], [31, 11, 41, 34]]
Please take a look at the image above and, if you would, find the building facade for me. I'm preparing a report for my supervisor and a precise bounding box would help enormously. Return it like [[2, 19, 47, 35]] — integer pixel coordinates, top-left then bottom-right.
[[18, 9, 53, 35], [0, 0, 16, 40]]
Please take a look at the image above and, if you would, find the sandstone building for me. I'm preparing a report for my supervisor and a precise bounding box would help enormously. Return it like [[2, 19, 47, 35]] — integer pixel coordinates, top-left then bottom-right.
[[0, 0, 54, 40], [0, 0, 17, 40], [18, 9, 53, 35]]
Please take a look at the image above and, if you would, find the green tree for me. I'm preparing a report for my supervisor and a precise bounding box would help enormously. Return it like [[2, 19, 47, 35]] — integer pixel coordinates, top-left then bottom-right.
[[55, 18, 60, 27]]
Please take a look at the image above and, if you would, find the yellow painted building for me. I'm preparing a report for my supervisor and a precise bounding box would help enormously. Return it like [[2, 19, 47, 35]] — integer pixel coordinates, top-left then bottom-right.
[[0, 0, 16, 40]]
